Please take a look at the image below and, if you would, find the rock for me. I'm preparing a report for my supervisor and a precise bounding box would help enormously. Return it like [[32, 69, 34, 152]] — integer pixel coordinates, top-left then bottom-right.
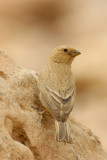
[[0, 51, 106, 160]]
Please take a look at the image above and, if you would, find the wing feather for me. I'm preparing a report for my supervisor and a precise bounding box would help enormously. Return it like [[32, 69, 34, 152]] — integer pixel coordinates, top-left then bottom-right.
[[40, 84, 75, 121]]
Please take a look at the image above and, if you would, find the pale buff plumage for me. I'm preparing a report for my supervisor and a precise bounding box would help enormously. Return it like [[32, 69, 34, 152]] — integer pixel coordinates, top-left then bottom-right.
[[37, 45, 81, 143]]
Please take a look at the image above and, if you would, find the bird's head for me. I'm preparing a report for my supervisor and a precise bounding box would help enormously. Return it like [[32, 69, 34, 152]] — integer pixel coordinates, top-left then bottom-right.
[[49, 45, 81, 65]]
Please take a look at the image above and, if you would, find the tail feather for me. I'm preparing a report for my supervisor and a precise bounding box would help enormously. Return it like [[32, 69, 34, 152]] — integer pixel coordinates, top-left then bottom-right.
[[55, 121, 72, 143]]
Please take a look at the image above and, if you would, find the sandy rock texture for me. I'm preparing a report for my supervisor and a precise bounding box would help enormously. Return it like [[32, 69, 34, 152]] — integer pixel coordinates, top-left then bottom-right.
[[0, 52, 106, 160]]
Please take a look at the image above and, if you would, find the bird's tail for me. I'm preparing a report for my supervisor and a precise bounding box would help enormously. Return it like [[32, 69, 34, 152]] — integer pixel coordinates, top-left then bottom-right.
[[55, 121, 72, 143]]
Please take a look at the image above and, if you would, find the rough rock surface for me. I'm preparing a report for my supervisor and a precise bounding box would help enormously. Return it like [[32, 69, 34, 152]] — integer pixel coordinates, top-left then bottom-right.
[[0, 51, 106, 160]]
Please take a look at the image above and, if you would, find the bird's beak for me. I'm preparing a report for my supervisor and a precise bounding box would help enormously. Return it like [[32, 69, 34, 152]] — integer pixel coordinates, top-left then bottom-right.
[[71, 49, 81, 57]]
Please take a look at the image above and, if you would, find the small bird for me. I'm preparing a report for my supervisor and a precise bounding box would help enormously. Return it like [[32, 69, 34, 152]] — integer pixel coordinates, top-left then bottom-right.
[[37, 45, 81, 143]]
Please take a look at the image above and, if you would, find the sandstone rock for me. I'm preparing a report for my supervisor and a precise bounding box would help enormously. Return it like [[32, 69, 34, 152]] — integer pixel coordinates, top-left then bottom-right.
[[0, 51, 106, 160]]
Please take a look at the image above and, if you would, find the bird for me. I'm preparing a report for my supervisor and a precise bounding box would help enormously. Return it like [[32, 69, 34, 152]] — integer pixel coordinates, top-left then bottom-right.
[[37, 45, 81, 143]]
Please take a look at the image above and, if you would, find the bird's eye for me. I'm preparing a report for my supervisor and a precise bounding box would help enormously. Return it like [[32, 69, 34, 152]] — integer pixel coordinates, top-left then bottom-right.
[[64, 49, 68, 52]]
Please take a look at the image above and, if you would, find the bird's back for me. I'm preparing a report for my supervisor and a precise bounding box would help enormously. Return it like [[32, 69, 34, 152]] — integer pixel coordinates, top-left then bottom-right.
[[38, 61, 75, 121]]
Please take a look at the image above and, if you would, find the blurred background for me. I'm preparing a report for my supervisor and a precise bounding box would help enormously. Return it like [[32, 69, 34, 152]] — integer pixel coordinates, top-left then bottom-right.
[[0, 0, 107, 152]]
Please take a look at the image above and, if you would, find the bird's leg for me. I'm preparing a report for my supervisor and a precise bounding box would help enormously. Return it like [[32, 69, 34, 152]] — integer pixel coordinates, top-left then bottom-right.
[[39, 109, 47, 115]]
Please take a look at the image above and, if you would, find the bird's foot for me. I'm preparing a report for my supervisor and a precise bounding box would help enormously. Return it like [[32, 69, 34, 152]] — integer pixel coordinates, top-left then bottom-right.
[[39, 109, 47, 115]]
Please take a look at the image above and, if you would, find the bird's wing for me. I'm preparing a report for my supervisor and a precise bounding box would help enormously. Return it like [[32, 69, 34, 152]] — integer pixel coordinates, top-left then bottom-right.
[[40, 84, 75, 121]]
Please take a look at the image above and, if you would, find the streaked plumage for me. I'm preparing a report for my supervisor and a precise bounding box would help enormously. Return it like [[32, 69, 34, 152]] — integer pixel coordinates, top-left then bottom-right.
[[38, 45, 81, 142]]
